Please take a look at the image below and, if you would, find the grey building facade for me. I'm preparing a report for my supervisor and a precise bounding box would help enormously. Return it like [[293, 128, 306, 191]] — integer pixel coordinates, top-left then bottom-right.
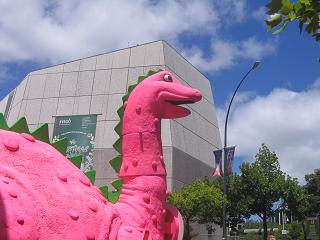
[[0, 40, 221, 191]]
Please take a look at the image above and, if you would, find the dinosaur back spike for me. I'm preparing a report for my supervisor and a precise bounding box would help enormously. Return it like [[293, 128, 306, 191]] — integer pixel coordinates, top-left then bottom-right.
[[137, 75, 146, 83], [113, 138, 122, 155], [117, 107, 124, 119], [107, 191, 121, 204], [85, 170, 96, 184], [68, 155, 83, 169], [10, 117, 30, 134], [114, 121, 122, 137], [99, 186, 109, 198], [111, 179, 123, 191], [109, 155, 122, 173], [122, 94, 129, 102], [0, 113, 9, 130], [128, 83, 138, 93], [32, 123, 50, 143], [51, 138, 68, 155], [147, 70, 157, 76]]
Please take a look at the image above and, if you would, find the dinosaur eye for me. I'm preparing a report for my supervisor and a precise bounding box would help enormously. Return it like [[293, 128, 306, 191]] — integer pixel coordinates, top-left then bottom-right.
[[163, 74, 173, 82]]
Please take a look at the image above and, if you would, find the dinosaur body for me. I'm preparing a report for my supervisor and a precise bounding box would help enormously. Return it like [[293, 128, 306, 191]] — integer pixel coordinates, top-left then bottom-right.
[[0, 130, 121, 240], [0, 70, 202, 240]]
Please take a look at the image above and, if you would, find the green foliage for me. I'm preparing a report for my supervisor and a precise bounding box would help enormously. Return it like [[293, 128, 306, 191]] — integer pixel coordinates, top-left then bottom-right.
[[244, 221, 281, 230], [212, 175, 250, 231], [168, 179, 224, 224], [243, 222, 305, 240], [212, 144, 308, 237], [305, 169, 320, 215], [238, 144, 308, 239], [242, 232, 264, 240], [240, 144, 285, 219], [282, 176, 310, 221], [168, 179, 224, 240], [288, 222, 305, 240], [265, 0, 320, 45]]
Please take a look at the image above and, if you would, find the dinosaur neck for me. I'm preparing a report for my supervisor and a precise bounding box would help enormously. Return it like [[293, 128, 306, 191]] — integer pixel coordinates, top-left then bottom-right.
[[119, 101, 166, 177]]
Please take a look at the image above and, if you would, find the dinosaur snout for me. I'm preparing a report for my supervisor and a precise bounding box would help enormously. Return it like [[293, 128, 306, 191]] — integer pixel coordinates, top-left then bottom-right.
[[192, 90, 202, 102]]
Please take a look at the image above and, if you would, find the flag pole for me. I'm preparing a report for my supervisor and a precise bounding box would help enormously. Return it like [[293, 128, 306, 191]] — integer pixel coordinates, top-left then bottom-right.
[[222, 61, 261, 239]]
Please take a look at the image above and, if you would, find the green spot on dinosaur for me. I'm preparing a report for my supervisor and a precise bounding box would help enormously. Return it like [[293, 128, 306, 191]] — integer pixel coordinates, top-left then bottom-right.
[[10, 117, 30, 134], [0, 113, 9, 130], [109, 155, 122, 173], [69, 155, 83, 169], [32, 123, 50, 143], [85, 170, 96, 184], [51, 138, 68, 155]]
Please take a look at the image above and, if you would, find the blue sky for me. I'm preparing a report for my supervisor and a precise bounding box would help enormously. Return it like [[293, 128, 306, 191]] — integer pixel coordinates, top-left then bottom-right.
[[0, 0, 319, 182]]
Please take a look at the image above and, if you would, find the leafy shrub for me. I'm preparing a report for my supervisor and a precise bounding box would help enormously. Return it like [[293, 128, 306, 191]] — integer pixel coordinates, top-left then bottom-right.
[[242, 232, 264, 240]]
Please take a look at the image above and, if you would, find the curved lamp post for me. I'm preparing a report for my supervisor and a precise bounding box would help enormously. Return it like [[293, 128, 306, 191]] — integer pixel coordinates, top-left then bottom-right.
[[222, 60, 261, 240]]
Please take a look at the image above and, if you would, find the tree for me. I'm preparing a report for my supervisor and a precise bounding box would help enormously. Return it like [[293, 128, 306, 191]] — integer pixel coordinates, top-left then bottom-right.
[[212, 174, 252, 232], [240, 144, 286, 240], [282, 176, 310, 221], [168, 179, 224, 240], [305, 169, 320, 215], [265, 0, 320, 44], [282, 175, 310, 238]]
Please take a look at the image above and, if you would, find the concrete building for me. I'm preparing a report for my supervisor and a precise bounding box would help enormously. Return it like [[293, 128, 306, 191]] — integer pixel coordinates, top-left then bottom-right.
[[0, 40, 221, 191]]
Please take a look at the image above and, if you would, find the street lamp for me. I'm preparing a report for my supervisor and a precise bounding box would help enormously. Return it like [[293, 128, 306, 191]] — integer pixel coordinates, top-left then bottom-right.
[[222, 60, 261, 240]]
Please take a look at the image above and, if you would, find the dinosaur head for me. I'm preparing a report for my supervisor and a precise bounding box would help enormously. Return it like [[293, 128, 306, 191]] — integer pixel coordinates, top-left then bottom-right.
[[123, 70, 202, 135], [120, 70, 202, 177], [157, 72, 202, 119], [136, 70, 202, 119]]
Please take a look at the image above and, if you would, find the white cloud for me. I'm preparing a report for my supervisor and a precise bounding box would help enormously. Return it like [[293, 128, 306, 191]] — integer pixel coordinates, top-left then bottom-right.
[[217, 81, 320, 183], [0, 0, 275, 73], [184, 37, 277, 72], [0, 0, 220, 64], [212, 0, 247, 23], [309, 78, 320, 89]]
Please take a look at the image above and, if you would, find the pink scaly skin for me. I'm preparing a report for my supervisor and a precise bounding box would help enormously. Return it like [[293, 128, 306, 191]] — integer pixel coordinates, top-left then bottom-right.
[[0, 130, 121, 240], [0, 70, 202, 240], [115, 70, 202, 240]]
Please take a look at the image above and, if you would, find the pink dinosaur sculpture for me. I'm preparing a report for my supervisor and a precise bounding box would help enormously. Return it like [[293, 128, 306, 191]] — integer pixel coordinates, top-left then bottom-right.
[[0, 70, 202, 240]]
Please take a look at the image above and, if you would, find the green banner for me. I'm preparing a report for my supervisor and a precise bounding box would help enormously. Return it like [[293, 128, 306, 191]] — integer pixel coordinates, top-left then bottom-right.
[[53, 115, 97, 172]]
